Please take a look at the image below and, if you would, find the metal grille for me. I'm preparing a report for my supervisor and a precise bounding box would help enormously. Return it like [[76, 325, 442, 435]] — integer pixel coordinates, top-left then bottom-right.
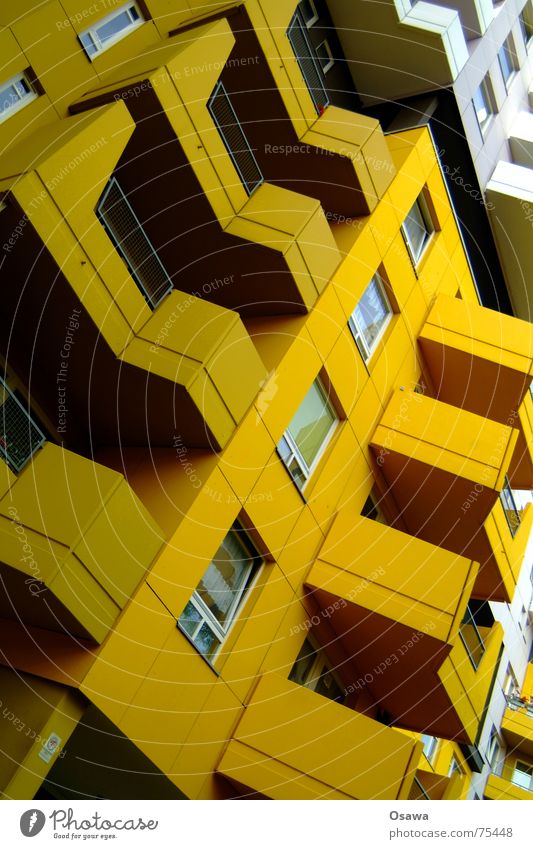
[[287, 10, 329, 114], [208, 82, 263, 195], [97, 178, 173, 309], [0, 379, 46, 472]]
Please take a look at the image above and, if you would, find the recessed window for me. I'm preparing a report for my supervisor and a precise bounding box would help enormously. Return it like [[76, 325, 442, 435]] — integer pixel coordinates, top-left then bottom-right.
[[500, 476, 522, 536], [287, 9, 329, 113], [177, 523, 262, 662], [512, 760, 533, 791], [96, 177, 173, 310], [0, 71, 37, 123], [208, 81, 263, 195], [349, 272, 393, 361], [0, 378, 46, 472], [520, 2, 533, 46], [503, 664, 519, 698], [498, 35, 518, 90], [401, 193, 434, 265], [79, 2, 144, 59], [289, 637, 345, 702], [473, 75, 495, 135], [448, 756, 464, 778], [299, 0, 319, 27], [278, 377, 338, 491], [487, 727, 503, 770], [361, 491, 388, 524], [316, 40, 334, 73], [421, 734, 438, 764]]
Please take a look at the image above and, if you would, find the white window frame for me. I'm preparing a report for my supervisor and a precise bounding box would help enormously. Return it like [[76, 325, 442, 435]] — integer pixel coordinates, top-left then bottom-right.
[[0, 72, 37, 124], [473, 74, 495, 136], [79, 2, 144, 60], [401, 192, 435, 266], [300, 0, 319, 27], [503, 664, 519, 697], [348, 272, 394, 362], [177, 523, 262, 662], [498, 34, 518, 91], [420, 734, 438, 764], [316, 39, 334, 73], [277, 378, 338, 492], [512, 760, 533, 791]]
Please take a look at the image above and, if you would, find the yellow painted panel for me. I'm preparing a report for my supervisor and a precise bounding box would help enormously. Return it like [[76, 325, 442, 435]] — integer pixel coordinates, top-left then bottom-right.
[[246, 457, 305, 559], [145, 0, 192, 35], [219, 412, 275, 497], [12, 1, 99, 114], [276, 506, 325, 591]]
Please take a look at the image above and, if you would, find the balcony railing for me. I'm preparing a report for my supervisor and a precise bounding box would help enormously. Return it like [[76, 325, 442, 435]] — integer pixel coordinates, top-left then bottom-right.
[[0, 378, 46, 472], [287, 8, 329, 114], [506, 694, 533, 717], [459, 605, 486, 669], [97, 177, 173, 310]]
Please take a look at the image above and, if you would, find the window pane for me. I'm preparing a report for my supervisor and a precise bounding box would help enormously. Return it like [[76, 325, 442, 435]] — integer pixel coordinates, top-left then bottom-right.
[[194, 623, 220, 659], [289, 639, 317, 686], [287, 381, 336, 469], [403, 200, 427, 260], [196, 532, 254, 628], [178, 600, 202, 637], [0, 84, 20, 112], [97, 10, 135, 44], [512, 762, 533, 790], [353, 275, 391, 354]]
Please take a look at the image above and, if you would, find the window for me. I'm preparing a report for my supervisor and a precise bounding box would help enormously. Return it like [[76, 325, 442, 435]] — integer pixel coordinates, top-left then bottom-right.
[[79, 2, 144, 59], [177, 523, 262, 662], [459, 603, 486, 669], [520, 2, 533, 46], [316, 40, 334, 73], [401, 193, 434, 265], [500, 476, 521, 536], [503, 664, 519, 698], [498, 35, 518, 90], [287, 9, 329, 113], [299, 0, 319, 27], [361, 491, 388, 524], [0, 72, 37, 123], [512, 760, 533, 791], [97, 177, 173, 309], [487, 727, 503, 771], [289, 637, 345, 702], [447, 756, 464, 778], [0, 378, 46, 472], [420, 734, 438, 764], [473, 75, 495, 135], [349, 273, 393, 361], [277, 378, 338, 491], [208, 81, 263, 195]]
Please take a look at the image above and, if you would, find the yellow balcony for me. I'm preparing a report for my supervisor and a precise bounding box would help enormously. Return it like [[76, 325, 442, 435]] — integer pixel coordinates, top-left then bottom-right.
[[418, 294, 533, 488], [501, 701, 533, 758], [70, 19, 342, 317], [216, 672, 422, 799], [507, 391, 533, 489], [0, 443, 162, 642], [304, 513, 496, 741], [484, 773, 533, 800], [0, 98, 266, 450], [370, 389, 519, 601], [409, 769, 464, 800]]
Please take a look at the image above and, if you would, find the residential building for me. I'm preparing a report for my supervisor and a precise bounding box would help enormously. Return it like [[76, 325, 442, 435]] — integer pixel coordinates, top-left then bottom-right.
[[0, 0, 532, 801]]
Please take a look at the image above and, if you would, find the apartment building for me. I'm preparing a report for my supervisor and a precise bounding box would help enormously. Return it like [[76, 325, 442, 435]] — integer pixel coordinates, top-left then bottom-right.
[[1, 0, 533, 801]]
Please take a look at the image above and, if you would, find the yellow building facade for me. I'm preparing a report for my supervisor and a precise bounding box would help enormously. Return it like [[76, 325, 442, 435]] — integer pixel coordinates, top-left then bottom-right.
[[1, 0, 533, 800]]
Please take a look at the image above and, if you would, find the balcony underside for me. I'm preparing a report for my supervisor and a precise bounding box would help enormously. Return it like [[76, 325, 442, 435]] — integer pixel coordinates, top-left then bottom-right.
[[217, 673, 422, 800], [0, 444, 162, 642], [371, 391, 519, 601]]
